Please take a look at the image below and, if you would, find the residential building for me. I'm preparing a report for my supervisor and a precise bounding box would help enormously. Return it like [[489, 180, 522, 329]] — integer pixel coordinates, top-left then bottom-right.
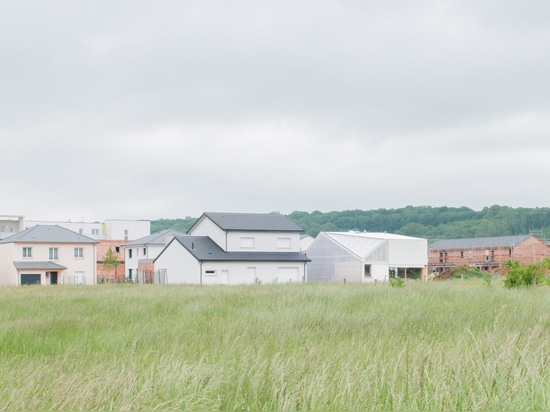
[[0, 225, 98, 286], [25, 219, 150, 283], [153, 212, 310, 284], [122, 229, 185, 282], [0, 215, 25, 240], [429, 235, 550, 273], [306, 231, 429, 283]]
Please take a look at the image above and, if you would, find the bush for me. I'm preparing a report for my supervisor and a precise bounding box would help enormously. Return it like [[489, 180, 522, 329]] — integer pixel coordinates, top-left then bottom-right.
[[389, 277, 406, 288], [503, 260, 547, 288]]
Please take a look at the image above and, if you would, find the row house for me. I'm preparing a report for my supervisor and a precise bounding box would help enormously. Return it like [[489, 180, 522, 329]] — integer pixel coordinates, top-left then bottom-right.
[[429, 235, 550, 273]]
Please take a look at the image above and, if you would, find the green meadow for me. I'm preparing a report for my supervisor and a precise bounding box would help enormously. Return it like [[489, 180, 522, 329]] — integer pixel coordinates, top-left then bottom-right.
[[1, 281, 550, 411]]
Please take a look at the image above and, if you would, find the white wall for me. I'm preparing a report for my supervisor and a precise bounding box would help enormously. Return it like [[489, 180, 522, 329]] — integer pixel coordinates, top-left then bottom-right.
[[104, 220, 150, 241], [201, 261, 305, 285], [154, 240, 202, 284], [226, 231, 301, 252], [388, 238, 428, 267], [188, 217, 227, 250]]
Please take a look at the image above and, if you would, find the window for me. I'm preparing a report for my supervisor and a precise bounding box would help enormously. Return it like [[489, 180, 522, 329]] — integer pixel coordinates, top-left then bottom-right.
[[205, 270, 217, 276], [92, 229, 100, 235], [128, 249, 133, 258], [240, 237, 255, 248], [124, 230, 129, 241], [0, 226, 4, 232], [49, 247, 58, 260], [277, 237, 292, 249], [115, 246, 120, 253], [22, 247, 32, 258], [143, 247, 147, 256], [74, 247, 84, 258], [79, 228, 83, 235], [364, 264, 371, 278], [460, 251, 464, 258]]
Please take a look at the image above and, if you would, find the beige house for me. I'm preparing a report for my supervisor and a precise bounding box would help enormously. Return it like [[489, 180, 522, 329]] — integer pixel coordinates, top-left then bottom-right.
[[0, 225, 98, 286]]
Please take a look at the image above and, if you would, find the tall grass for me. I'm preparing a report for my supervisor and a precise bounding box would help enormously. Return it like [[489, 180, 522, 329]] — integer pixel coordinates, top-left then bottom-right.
[[1, 281, 550, 410]]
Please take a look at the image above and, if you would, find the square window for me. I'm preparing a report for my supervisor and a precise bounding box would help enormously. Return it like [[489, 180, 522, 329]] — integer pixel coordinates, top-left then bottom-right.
[[74, 247, 84, 258], [22, 247, 32, 258]]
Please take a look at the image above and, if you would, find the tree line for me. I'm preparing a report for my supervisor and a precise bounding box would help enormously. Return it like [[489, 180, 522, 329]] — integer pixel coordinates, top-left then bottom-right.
[[150, 205, 550, 242]]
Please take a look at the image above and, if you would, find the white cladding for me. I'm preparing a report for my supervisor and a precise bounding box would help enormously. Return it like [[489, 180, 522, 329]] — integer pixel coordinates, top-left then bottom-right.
[[307, 232, 428, 283]]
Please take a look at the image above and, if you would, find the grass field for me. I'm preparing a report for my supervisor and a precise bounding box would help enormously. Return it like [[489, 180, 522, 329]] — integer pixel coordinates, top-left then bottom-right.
[[1, 281, 550, 411]]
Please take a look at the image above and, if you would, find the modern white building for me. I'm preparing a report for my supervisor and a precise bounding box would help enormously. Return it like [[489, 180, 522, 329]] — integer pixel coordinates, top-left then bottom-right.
[[0, 215, 25, 240], [154, 212, 310, 285], [0, 225, 98, 286], [306, 231, 428, 283], [122, 229, 185, 281], [25, 219, 150, 241]]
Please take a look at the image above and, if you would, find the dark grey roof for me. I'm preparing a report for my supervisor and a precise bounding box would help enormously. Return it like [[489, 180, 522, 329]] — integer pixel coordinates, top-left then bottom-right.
[[13, 261, 67, 270], [430, 235, 531, 250], [123, 229, 185, 247], [189, 212, 303, 233], [157, 236, 310, 263], [0, 225, 98, 244]]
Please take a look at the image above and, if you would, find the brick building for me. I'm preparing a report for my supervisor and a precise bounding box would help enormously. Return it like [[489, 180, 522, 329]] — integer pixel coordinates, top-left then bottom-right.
[[429, 235, 550, 273]]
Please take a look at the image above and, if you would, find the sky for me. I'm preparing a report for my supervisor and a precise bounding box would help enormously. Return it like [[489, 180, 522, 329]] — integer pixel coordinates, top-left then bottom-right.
[[2, 1, 550, 222]]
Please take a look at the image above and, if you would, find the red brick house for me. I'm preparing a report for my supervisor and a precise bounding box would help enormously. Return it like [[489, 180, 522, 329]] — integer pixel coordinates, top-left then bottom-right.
[[429, 235, 550, 273]]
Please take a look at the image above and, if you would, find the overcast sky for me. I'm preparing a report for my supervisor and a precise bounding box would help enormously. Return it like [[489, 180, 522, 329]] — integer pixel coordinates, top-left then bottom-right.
[[2, 1, 550, 222]]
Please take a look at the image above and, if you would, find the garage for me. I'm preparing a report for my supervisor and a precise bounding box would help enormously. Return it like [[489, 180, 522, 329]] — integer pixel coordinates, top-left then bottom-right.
[[20, 274, 41, 285]]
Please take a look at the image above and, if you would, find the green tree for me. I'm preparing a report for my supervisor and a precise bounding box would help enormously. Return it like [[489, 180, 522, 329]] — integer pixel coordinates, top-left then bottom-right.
[[103, 247, 120, 280]]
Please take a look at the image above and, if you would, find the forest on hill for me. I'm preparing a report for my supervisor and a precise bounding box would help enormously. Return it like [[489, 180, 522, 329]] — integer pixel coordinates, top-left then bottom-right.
[[150, 205, 550, 241]]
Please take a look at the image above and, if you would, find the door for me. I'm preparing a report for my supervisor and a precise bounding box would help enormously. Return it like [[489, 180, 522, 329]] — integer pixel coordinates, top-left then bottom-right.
[[247, 267, 257, 284], [21, 274, 41, 285], [221, 270, 229, 285], [50, 271, 58, 285]]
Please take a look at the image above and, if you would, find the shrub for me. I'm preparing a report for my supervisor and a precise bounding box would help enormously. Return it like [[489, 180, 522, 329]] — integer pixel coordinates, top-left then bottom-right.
[[389, 277, 406, 288], [503, 260, 547, 288]]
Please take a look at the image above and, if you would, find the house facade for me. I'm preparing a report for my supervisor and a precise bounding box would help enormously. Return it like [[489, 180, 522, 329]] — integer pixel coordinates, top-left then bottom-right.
[[306, 231, 429, 283], [429, 235, 550, 273], [0, 225, 98, 286], [153, 212, 310, 285], [122, 229, 185, 282]]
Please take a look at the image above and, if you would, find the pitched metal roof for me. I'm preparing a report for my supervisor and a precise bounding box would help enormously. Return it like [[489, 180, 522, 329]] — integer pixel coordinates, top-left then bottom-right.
[[189, 212, 304, 233], [13, 261, 67, 270], [157, 236, 310, 263], [0, 225, 98, 244], [123, 229, 185, 247], [430, 235, 531, 250]]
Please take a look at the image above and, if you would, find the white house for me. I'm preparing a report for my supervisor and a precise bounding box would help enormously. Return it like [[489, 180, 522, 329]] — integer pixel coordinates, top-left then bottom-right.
[[0, 225, 98, 286], [153, 212, 310, 284], [306, 231, 428, 283], [122, 229, 185, 281]]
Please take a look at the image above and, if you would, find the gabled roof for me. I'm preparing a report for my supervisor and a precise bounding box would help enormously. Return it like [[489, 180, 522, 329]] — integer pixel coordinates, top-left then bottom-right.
[[13, 261, 67, 270], [123, 229, 185, 247], [188, 212, 304, 233], [156, 236, 310, 263], [430, 235, 531, 250], [0, 225, 98, 244]]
